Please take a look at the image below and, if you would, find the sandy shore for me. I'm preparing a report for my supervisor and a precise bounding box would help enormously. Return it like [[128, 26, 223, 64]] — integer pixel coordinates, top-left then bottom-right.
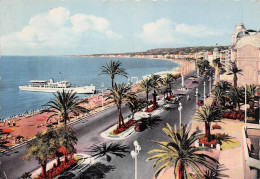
[[0, 58, 195, 148]]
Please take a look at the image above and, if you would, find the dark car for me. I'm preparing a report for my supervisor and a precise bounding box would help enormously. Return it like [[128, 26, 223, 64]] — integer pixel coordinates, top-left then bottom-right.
[[192, 81, 199, 84], [196, 100, 204, 106]]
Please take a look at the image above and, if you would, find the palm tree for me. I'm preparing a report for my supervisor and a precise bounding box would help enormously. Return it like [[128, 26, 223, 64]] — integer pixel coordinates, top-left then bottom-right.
[[106, 83, 129, 129], [161, 73, 175, 98], [140, 79, 152, 110], [147, 124, 218, 179], [213, 81, 232, 107], [197, 58, 209, 76], [193, 105, 222, 141], [100, 60, 128, 88], [227, 61, 243, 88], [125, 93, 143, 120], [41, 90, 89, 126], [87, 143, 129, 162], [227, 86, 244, 111], [246, 84, 259, 114], [22, 132, 56, 176], [149, 74, 161, 108]]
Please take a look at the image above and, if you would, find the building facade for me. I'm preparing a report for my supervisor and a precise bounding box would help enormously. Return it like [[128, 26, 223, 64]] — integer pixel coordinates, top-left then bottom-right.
[[230, 24, 260, 86]]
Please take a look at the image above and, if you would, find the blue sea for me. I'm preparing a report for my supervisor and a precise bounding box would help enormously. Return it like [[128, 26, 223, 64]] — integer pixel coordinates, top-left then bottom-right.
[[0, 56, 179, 119]]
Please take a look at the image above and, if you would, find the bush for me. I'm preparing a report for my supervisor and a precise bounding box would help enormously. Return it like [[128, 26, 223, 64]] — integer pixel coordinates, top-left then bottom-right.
[[144, 105, 159, 112], [37, 158, 77, 179], [112, 120, 136, 135], [199, 136, 218, 146], [222, 111, 244, 120], [212, 124, 221, 130]]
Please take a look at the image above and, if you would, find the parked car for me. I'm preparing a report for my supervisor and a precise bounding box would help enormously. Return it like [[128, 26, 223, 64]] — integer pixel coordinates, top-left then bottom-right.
[[192, 81, 199, 84], [188, 76, 196, 80], [196, 100, 204, 106], [135, 122, 147, 132]]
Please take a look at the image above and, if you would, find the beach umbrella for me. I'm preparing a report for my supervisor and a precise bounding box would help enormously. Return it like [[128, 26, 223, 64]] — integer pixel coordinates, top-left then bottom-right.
[[2, 129, 13, 133], [37, 118, 45, 121]]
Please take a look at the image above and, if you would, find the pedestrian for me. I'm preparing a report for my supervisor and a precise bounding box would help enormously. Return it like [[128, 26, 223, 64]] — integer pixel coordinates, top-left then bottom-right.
[[13, 121, 16, 127], [187, 95, 190, 100], [8, 120, 11, 127]]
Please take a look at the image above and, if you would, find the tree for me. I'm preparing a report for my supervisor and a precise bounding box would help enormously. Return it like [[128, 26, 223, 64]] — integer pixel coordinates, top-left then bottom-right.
[[197, 58, 209, 76], [161, 73, 175, 98], [56, 127, 78, 163], [100, 60, 128, 88], [41, 90, 89, 126], [140, 79, 152, 110], [106, 83, 129, 129], [125, 93, 144, 120], [147, 124, 218, 179], [227, 86, 244, 111], [213, 81, 232, 107], [246, 84, 259, 114], [227, 61, 243, 88], [22, 131, 57, 176], [87, 142, 129, 162], [193, 105, 222, 141], [149, 74, 161, 108]]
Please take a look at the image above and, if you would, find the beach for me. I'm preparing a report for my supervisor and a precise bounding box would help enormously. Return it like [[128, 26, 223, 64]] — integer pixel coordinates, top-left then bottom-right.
[[0, 58, 195, 148]]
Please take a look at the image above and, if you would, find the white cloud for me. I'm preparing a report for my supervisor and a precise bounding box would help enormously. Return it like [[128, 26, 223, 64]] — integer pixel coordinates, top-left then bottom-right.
[[141, 18, 176, 44], [1, 7, 122, 51], [140, 18, 228, 45]]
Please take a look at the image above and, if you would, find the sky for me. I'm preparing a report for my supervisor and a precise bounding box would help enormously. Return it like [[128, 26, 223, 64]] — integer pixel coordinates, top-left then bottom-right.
[[0, 0, 260, 56]]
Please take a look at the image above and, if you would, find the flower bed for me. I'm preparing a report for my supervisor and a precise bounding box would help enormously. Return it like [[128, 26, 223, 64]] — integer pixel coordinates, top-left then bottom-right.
[[144, 105, 159, 113], [199, 136, 218, 146], [223, 111, 244, 121], [111, 120, 136, 135], [36, 158, 77, 179], [212, 124, 221, 130]]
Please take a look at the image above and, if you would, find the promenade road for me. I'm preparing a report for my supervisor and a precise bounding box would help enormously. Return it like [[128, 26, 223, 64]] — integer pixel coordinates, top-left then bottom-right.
[[0, 69, 213, 179]]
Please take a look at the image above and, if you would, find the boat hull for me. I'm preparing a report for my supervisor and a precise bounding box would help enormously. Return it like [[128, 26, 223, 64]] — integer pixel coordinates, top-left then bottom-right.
[[19, 86, 95, 94]]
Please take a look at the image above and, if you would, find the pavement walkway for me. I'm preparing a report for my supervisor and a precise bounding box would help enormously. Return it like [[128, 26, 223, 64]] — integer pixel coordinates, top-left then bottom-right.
[[156, 93, 247, 179]]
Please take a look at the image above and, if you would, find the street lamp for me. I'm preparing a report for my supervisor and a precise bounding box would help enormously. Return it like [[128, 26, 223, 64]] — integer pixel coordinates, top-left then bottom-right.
[[178, 102, 183, 126], [101, 83, 105, 107], [195, 88, 198, 108], [209, 76, 211, 96], [203, 81, 206, 104], [245, 84, 247, 125], [131, 141, 141, 179]]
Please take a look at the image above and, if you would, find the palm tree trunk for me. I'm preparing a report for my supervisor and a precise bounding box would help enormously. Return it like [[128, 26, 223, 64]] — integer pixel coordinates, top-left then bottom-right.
[[249, 100, 254, 113], [117, 104, 124, 129], [178, 161, 185, 179], [234, 74, 237, 88], [111, 77, 114, 88], [146, 91, 149, 110], [205, 122, 211, 142], [41, 161, 47, 176], [57, 157, 61, 166], [152, 90, 157, 109]]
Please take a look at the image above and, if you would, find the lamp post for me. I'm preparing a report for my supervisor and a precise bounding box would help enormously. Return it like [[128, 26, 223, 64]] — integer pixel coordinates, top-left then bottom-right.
[[178, 102, 183, 126], [101, 83, 105, 107], [131, 141, 141, 179], [209, 76, 211, 96], [203, 81, 206, 104], [195, 88, 198, 108], [245, 84, 247, 125]]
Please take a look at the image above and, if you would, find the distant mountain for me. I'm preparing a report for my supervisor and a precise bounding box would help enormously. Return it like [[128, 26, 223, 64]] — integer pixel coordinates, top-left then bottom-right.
[[89, 46, 228, 56], [142, 46, 228, 54]]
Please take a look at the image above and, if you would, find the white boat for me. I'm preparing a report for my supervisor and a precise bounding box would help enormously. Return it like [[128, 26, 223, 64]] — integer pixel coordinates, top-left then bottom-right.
[[19, 79, 96, 94]]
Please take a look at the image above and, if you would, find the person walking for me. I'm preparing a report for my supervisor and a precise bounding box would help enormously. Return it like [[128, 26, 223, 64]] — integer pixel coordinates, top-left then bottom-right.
[[187, 94, 190, 100]]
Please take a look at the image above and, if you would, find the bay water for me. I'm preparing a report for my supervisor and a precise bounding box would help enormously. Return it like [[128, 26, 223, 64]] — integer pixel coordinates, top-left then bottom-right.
[[0, 56, 179, 119]]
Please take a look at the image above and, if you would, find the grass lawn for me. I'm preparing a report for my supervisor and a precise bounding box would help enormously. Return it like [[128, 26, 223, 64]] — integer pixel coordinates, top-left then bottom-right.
[[220, 138, 240, 150]]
